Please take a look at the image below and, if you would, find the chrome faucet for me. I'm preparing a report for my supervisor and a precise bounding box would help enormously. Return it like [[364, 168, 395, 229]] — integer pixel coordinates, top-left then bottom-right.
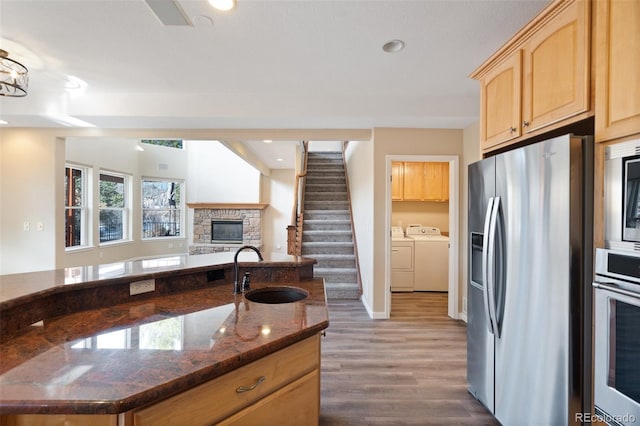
[[233, 245, 263, 294]]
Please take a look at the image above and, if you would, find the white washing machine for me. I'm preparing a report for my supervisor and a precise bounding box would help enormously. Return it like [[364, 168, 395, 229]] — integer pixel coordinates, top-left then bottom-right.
[[391, 226, 414, 292], [406, 225, 449, 292]]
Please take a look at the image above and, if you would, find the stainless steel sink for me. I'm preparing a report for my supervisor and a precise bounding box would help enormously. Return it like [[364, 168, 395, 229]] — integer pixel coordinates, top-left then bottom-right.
[[244, 286, 309, 304]]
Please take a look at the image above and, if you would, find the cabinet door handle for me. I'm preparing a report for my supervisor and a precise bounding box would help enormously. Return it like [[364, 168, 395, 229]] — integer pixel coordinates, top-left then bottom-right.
[[510, 127, 517, 133], [522, 121, 530, 128], [236, 376, 266, 393]]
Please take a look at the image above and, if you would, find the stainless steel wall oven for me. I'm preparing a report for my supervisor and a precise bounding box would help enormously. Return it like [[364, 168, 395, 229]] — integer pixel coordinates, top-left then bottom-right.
[[593, 248, 640, 425]]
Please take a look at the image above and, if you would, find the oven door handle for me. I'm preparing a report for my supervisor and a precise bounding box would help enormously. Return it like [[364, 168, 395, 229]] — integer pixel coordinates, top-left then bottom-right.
[[593, 282, 640, 299]]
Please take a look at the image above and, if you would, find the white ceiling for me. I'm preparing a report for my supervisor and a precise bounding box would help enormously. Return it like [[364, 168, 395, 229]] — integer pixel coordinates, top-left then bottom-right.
[[0, 0, 548, 168]]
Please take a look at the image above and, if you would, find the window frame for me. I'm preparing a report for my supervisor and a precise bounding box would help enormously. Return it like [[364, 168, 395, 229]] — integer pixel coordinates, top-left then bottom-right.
[[65, 164, 89, 250], [141, 178, 184, 240], [98, 170, 131, 245]]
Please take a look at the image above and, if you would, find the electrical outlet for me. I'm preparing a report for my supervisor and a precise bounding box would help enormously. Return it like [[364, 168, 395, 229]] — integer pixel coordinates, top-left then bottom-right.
[[130, 279, 155, 296]]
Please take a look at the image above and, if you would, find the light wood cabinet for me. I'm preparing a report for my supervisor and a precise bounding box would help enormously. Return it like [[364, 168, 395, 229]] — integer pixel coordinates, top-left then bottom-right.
[[595, 0, 640, 142], [133, 335, 320, 426], [217, 370, 319, 425], [473, 0, 591, 152], [391, 161, 404, 200], [402, 162, 426, 201], [424, 162, 449, 202], [522, 0, 590, 134], [391, 162, 449, 202], [480, 51, 522, 149]]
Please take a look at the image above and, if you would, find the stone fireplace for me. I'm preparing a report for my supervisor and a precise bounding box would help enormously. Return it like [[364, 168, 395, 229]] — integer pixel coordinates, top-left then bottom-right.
[[188, 203, 267, 255]]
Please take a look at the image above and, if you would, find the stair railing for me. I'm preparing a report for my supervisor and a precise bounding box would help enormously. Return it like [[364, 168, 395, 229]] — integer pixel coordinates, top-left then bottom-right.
[[287, 141, 309, 256], [341, 140, 363, 297]]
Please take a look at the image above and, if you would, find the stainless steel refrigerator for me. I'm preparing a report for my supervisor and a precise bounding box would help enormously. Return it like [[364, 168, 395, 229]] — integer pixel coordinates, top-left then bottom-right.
[[467, 134, 593, 425]]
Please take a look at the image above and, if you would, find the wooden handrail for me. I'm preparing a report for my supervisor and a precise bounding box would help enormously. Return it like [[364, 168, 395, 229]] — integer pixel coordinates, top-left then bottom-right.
[[287, 141, 309, 255], [290, 171, 307, 227]]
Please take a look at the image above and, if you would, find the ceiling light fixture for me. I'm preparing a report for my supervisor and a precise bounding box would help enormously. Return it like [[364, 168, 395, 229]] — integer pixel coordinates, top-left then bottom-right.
[[382, 39, 405, 53], [208, 0, 236, 11], [263, 139, 272, 144], [0, 49, 28, 97]]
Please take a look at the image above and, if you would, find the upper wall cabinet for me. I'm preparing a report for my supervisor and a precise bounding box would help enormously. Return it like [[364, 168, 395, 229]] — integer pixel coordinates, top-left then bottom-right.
[[595, 0, 640, 142], [391, 161, 404, 201], [392, 162, 449, 202], [472, 0, 592, 152], [522, 0, 590, 133], [480, 51, 523, 148]]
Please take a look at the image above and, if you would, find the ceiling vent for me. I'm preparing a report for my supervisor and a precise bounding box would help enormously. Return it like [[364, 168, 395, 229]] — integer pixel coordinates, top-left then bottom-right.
[[144, 0, 192, 26]]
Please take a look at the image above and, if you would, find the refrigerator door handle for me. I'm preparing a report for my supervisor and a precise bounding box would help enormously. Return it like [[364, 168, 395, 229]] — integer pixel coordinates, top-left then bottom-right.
[[486, 196, 501, 337], [482, 197, 496, 335]]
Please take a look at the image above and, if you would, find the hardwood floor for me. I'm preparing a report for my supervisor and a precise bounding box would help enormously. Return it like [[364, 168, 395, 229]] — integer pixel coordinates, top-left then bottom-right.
[[320, 292, 498, 425]]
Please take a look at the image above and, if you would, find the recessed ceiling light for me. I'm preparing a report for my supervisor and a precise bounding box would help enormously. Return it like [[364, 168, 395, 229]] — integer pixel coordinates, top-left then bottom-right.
[[383, 39, 405, 53], [264, 139, 272, 144], [276, 158, 284, 162], [0, 119, 8, 125], [208, 0, 236, 11]]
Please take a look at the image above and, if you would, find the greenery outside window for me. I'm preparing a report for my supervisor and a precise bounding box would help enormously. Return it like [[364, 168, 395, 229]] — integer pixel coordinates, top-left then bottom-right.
[[99, 172, 129, 243], [142, 179, 182, 239], [65, 165, 88, 248], [141, 139, 183, 149]]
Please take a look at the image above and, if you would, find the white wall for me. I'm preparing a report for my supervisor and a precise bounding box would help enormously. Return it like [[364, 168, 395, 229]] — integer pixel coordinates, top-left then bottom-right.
[[391, 201, 449, 233], [344, 139, 374, 310], [371, 128, 464, 316], [186, 140, 260, 203], [0, 131, 64, 274], [0, 128, 370, 275], [460, 121, 481, 318], [262, 168, 295, 254], [65, 138, 190, 267]]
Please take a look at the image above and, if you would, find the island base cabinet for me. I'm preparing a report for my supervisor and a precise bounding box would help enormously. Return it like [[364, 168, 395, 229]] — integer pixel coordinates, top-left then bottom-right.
[[218, 370, 319, 426], [133, 335, 320, 426]]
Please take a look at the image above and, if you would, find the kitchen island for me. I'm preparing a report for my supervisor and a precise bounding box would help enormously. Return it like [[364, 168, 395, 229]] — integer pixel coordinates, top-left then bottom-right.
[[0, 252, 328, 425]]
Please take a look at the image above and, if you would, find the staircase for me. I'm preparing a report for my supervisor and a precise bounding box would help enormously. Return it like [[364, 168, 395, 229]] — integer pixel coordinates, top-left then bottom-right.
[[302, 152, 360, 299]]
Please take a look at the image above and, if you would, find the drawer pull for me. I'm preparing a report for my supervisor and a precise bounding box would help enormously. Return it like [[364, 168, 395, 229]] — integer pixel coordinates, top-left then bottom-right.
[[236, 376, 266, 393]]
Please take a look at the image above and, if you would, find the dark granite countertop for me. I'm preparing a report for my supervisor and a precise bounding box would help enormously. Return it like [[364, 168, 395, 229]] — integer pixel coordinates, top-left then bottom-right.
[[0, 278, 328, 415], [0, 252, 315, 306]]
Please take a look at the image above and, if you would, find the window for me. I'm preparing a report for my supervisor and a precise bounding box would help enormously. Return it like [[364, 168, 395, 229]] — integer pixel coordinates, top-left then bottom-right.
[[65, 165, 88, 248], [141, 139, 183, 149], [99, 172, 129, 243], [142, 179, 182, 238]]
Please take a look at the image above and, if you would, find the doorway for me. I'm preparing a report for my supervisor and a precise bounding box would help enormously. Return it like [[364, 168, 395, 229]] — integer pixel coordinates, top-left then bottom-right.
[[384, 155, 460, 319]]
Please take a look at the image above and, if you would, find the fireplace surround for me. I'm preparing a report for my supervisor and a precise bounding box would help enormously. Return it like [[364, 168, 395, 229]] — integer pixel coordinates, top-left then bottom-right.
[[188, 203, 267, 255]]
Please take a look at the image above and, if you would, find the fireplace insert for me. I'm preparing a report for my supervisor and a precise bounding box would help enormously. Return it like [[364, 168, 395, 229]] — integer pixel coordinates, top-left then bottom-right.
[[211, 220, 243, 243]]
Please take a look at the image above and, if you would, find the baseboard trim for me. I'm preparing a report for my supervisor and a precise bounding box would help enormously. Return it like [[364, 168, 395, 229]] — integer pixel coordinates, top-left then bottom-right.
[[361, 296, 388, 319]]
